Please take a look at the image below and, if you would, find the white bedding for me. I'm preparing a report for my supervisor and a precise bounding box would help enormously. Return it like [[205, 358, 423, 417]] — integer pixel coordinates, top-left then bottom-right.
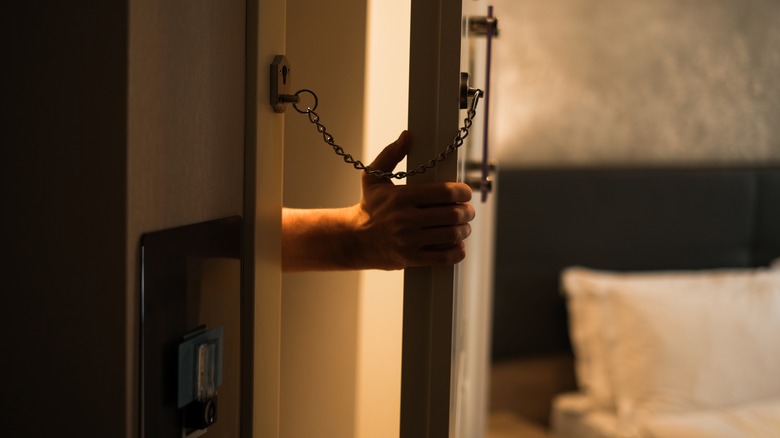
[[551, 392, 621, 438], [641, 397, 780, 438], [556, 266, 780, 438], [552, 392, 780, 438]]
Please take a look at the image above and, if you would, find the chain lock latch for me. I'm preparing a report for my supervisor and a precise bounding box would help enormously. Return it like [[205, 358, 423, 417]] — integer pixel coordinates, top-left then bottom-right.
[[269, 55, 483, 179], [460, 72, 480, 109]]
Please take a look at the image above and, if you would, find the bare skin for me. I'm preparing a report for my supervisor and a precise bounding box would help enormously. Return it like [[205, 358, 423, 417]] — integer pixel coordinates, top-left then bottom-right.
[[282, 131, 476, 271]]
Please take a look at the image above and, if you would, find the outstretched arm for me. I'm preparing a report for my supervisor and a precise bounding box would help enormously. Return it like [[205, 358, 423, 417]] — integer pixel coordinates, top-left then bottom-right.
[[282, 131, 476, 272]]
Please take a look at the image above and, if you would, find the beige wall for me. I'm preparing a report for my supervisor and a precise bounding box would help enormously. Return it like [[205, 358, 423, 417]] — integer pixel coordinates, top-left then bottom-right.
[[356, 0, 411, 437], [4, 1, 247, 436], [490, 0, 780, 167], [127, 1, 246, 435], [281, 0, 367, 437]]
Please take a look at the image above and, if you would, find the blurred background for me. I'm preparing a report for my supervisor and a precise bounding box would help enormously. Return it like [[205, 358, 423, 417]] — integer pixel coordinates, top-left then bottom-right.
[[281, 1, 780, 437]]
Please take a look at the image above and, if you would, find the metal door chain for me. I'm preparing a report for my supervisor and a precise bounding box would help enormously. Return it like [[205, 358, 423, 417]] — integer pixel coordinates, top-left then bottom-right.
[[290, 89, 483, 179]]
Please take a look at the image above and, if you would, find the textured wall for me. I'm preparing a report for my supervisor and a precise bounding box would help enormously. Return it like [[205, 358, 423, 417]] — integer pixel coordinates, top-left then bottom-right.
[[490, 0, 780, 166]]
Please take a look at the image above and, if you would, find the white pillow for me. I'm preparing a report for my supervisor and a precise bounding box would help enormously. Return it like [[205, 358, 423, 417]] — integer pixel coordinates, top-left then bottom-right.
[[562, 266, 780, 422], [562, 267, 621, 410], [562, 267, 700, 410]]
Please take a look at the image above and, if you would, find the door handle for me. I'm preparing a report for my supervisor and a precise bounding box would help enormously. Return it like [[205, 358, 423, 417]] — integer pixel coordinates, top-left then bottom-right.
[[468, 13, 499, 38], [464, 161, 497, 194], [466, 5, 498, 202]]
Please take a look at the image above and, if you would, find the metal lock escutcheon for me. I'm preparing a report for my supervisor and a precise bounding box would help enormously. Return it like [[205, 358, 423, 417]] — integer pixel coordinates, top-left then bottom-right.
[[270, 55, 300, 113]]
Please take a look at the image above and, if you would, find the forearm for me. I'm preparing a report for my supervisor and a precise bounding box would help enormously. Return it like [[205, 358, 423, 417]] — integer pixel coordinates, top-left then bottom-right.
[[282, 206, 372, 271], [281, 131, 474, 272]]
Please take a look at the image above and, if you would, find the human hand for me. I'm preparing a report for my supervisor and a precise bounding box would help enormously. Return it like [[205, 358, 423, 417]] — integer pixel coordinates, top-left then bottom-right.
[[354, 131, 476, 270]]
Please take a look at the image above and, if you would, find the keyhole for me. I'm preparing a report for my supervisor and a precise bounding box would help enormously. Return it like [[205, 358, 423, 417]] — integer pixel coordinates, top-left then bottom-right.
[[282, 65, 288, 85]]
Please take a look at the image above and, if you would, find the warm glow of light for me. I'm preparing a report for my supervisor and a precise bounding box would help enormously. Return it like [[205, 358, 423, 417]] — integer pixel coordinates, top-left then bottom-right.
[[355, 0, 410, 437]]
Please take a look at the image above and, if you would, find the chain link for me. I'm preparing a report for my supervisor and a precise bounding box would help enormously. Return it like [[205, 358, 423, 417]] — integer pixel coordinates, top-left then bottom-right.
[[292, 88, 483, 179]]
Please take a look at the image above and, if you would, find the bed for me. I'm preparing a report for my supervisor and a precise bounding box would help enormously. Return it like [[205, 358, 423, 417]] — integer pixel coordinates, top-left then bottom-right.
[[490, 167, 780, 437]]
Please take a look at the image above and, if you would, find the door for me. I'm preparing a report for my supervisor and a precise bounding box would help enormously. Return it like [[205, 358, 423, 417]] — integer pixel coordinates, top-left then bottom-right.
[[452, 3, 497, 437], [401, 0, 497, 437], [245, 0, 285, 437]]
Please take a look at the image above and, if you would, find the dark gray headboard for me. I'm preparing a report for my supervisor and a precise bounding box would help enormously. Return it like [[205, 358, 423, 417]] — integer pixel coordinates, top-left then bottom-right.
[[491, 167, 780, 360]]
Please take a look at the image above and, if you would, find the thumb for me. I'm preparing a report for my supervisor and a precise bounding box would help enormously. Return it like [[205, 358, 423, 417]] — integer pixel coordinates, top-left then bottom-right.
[[364, 131, 409, 184]]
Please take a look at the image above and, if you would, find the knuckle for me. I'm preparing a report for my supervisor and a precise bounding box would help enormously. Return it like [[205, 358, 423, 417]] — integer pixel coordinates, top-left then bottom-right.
[[461, 223, 472, 239], [439, 207, 472, 231], [447, 207, 464, 224], [442, 245, 466, 265], [378, 208, 407, 232], [453, 183, 473, 202], [465, 203, 476, 221], [453, 224, 471, 241]]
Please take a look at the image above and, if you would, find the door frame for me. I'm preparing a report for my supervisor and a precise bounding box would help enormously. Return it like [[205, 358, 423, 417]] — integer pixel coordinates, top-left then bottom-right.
[[245, 0, 285, 437]]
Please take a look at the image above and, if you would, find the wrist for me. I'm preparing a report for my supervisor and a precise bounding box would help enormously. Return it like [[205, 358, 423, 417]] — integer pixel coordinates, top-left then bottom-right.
[[335, 204, 372, 270], [282, 206, 371, 271]]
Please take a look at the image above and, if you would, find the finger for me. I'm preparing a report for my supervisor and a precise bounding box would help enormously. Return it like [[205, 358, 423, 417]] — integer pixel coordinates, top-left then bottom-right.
[[363, 131, 410, 186], [409, 223, 472, 248], [400, 203, 475, 228], [411, 242, 467, 266], [425, 203, 476, 227], [397, 182, 473, 205]]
